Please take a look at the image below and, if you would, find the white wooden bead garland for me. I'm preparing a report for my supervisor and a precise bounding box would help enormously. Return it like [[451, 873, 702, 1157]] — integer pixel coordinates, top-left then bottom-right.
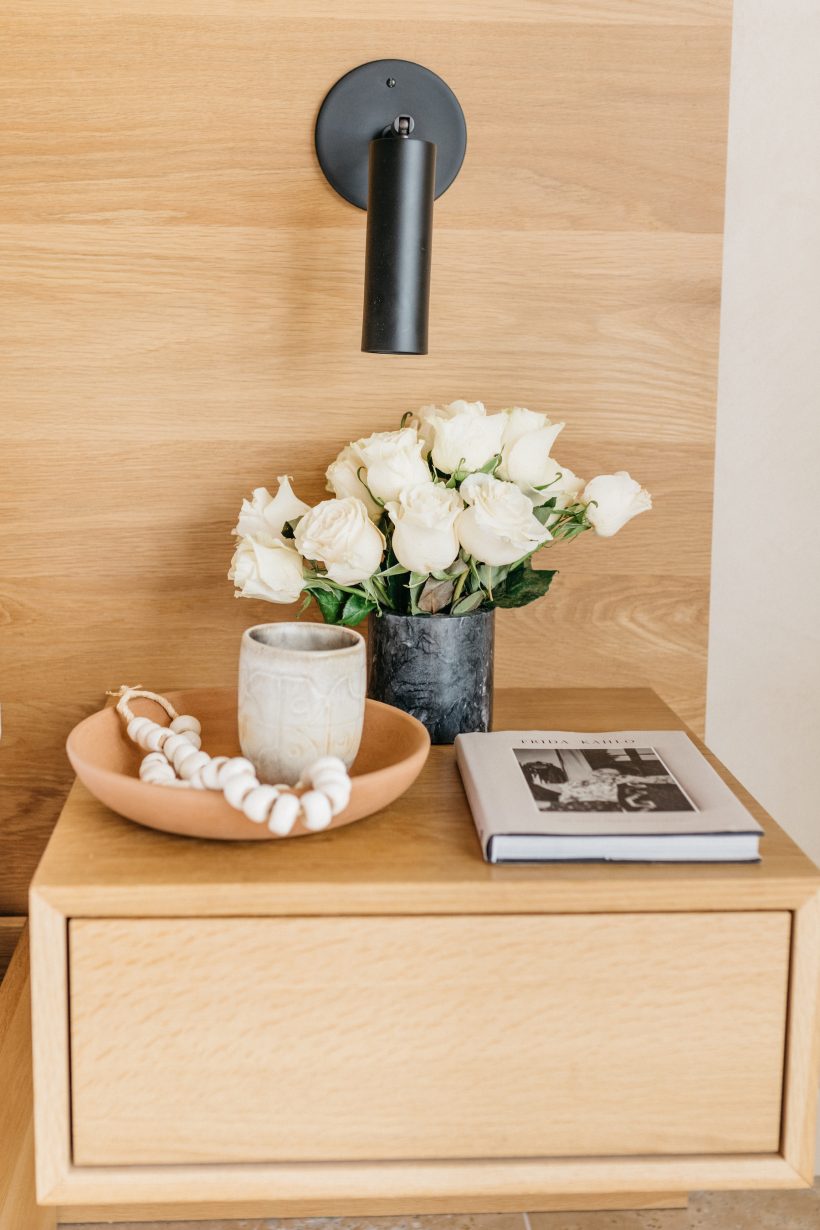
[[110, 686, 352, 836]]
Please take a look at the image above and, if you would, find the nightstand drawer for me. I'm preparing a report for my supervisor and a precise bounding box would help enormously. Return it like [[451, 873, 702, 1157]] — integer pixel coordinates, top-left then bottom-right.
[[68, 912, 790, 1167]]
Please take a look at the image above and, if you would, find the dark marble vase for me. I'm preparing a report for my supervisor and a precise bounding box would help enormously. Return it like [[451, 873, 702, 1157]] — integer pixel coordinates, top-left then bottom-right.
[[367, 610, 494, 744]]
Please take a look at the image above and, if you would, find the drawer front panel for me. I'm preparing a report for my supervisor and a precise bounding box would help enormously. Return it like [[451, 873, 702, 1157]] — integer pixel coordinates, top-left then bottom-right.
[[69, 913, 790, 1166]]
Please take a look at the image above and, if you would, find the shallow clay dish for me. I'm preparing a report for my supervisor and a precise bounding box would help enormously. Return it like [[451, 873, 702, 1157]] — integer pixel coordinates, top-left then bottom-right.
[[66, 687, 430, 841]]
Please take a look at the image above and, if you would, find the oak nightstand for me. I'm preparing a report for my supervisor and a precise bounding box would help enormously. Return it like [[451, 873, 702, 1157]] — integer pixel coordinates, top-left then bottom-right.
[[29, 688, 820, 1224]]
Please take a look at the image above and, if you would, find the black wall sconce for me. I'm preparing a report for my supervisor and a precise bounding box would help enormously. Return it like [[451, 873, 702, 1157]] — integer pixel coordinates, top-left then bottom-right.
[[315, 59, 467, 355]]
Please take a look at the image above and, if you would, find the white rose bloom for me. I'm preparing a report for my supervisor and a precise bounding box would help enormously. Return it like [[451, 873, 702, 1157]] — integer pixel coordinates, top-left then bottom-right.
[[429, 405, 506, 475], [350, 428, 430, 503], [385, 483, 463, 575], [499, 415, 566, 498], [512, 457, 583, 509], [295, 497, 385, 585], [541, 460, 584, 502], [411, 403, 443, 455], [456, 472, 552, 566], [232, 476, 310, 542], [583, 472, 652, 537], [229, 537, 305, 604], [325, 445, 382, 519], [413, 399, 487, 455], [501, 406, 551, 448]]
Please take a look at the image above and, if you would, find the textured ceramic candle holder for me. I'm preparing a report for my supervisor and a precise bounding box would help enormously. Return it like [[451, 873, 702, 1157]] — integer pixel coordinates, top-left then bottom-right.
[[239, 623, 366, 785]]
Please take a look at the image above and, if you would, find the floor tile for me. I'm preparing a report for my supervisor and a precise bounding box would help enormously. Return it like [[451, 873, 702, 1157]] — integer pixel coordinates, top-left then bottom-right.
[[528, 1206, 687, 1230], [688, 1182, 820, 1228], [528, 1184, 820, 1230]]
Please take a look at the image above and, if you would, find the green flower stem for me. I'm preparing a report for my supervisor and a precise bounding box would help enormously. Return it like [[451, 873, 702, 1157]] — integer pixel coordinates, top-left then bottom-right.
[[304, 578, 368, 599]]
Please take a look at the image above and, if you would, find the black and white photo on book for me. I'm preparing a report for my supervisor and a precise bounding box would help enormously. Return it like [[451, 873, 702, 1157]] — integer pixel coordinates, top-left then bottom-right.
[[513, 745, 697, 814], [456, 730, 763, 864]]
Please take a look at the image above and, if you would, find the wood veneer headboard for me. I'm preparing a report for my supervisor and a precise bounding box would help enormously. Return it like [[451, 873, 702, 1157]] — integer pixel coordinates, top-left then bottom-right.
[[0, 0, 731, 913]]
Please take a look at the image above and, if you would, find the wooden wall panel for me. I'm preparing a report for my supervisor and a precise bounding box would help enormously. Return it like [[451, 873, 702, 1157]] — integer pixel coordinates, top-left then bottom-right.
[[0, 919, 25, 984], [0, 1, 732, 913]]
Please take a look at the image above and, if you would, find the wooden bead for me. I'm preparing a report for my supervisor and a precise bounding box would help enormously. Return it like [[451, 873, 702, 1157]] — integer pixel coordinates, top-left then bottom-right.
[[141, 765, 175, 784], [309, 755, 348, 779], [172, 742, 199, 773], [300, 790, 332, 832], [182, 731, 202, 750], [139, 765, 165, 781], [139, 753, 172, 773], [162, 733, 188, 761], [143, 726, 167, 752], [219, 757, 256, 783], [177, 750, 209, 780], [199, 756, 228, 790], [311, 769, 351, 793], [242, 784, 280, 823], [141, 751, 166, 766], [127, 716, 153, 745], [170, 714, 202, 736], [268, 792, 300, 836], [317, 779, 351, 814], [223, 772, 258, 809]]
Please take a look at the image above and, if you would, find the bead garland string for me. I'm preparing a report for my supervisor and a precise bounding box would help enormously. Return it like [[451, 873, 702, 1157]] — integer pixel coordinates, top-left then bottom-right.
[[109, 686, 351, 836]]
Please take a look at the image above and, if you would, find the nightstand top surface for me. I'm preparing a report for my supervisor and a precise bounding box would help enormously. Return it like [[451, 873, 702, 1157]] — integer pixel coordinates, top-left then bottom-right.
[[32, 688, 820, 916]]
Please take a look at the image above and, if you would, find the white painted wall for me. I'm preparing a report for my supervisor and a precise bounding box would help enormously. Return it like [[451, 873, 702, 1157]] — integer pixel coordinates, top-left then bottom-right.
[[707, 0, 820, 1175]]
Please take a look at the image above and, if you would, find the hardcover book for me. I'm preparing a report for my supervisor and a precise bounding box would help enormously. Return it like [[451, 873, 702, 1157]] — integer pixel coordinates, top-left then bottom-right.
[[455, 730, 763, 864]]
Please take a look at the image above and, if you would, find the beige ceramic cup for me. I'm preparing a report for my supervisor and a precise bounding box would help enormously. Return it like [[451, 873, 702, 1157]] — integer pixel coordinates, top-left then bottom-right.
[[238, 623, 366, 785]]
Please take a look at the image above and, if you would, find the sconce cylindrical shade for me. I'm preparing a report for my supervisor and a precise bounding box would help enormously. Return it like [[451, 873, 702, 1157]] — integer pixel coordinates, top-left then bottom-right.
[[362, 134, 436, 355]]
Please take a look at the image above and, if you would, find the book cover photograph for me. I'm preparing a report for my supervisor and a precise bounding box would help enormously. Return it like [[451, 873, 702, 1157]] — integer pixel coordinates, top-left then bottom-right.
[[514, 744, 697, 815], [456, 731, 763, 864]]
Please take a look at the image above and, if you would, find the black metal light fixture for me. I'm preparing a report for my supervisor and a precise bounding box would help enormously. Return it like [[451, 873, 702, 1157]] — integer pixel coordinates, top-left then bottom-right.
[[315, 59, 467, 355]]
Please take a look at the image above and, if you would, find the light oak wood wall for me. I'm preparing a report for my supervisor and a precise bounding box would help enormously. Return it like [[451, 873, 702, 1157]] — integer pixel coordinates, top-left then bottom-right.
[[0, 1, 731, 914]]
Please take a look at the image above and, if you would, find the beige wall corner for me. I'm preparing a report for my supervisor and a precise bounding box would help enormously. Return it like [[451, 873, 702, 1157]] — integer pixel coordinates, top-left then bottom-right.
[[707, 0, 820, 1174], [709, 1, 820, 866]]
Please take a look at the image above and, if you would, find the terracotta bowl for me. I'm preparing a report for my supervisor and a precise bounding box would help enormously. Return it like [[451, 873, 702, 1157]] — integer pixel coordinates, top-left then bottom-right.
[[66, 687, 430, 841]]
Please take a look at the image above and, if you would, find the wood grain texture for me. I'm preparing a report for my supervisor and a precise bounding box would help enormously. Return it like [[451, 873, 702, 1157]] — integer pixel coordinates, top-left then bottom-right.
[[0, 1, 732, 913], [782, 894, 820, 1181], [59, 1193, 687, 1222], [32, 1152, 807, 1210], [68, 912, 789, 1166], [0, 927, 56, 1230], [29, 689, 820, 1210], [0, 917, 25, 983], [30, 895, 71, 1205], [31, 690, 820, 919]]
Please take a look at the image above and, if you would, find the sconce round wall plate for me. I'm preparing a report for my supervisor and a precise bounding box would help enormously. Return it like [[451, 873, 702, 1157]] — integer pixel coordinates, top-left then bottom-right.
[[315, 59, 467, 210]]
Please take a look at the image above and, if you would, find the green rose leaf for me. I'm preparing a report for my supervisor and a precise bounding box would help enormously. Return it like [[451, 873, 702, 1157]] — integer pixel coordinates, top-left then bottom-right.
[[451, 590, 486, 615], [407, 570, 428, 616], [452, 566, 470, 603], [307, 584, 345, 625], [478, 453, 502, 476], [494, 560, 557, 608], [339, 591, 377, 627], [533, 500, 557, 526]]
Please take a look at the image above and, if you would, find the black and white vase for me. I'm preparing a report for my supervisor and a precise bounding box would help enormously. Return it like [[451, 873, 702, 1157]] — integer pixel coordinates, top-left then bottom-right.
[[367, 610, 494, 744]]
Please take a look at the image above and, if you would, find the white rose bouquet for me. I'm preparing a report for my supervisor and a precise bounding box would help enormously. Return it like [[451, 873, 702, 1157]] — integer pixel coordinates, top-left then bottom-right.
[[229, 401, 652, 627]]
